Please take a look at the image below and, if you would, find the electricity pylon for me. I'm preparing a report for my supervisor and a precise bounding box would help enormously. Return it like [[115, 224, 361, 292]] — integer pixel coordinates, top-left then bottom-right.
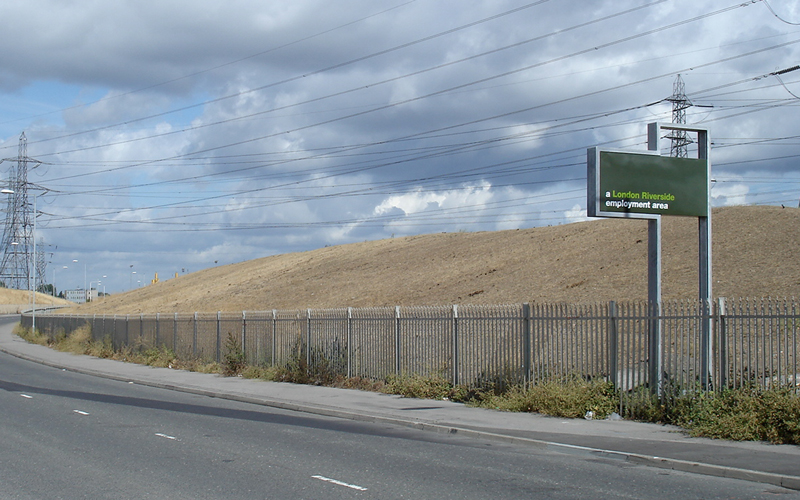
[[665, 74, 693, 158], [0, 132, 41, 290]]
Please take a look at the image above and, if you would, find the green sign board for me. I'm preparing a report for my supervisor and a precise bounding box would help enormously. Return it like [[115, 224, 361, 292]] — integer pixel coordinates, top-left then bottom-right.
[[588, 149, 708, 218]]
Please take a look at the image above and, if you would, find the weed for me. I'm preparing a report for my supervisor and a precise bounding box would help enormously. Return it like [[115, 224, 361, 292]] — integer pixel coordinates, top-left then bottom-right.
[[668, 385, 800, 444], [85, 335, 116, 359], [52, 325, 92, 354], [473, 376, 618, 419], [241, 365, 281, 380], [14, 324, 50, 346], [383, 373, 472, 401], [221, 332, 246, 376], [141, 346, 177, 368]]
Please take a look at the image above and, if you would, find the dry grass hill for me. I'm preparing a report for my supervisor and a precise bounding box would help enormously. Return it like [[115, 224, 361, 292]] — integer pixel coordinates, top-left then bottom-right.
[[0, 288, 74, 313], [72, 205, 799, 315]]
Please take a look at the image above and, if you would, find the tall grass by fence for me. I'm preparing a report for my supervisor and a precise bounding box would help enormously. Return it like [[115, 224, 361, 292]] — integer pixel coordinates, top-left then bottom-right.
[[22, 298, 800, 408]]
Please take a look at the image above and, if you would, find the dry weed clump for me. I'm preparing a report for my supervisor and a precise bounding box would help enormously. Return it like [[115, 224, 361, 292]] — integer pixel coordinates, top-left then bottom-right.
[[669, 386, 800, 444], [472, 376, 618, 419], [13, 323, 50, 346]]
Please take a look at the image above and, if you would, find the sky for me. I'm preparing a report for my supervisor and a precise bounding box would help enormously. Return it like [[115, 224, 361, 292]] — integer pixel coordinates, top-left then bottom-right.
[[0, 0, 798, 294]]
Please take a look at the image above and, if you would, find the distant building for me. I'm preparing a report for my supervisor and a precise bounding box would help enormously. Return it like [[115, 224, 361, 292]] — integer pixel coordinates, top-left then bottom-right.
[[64, 288, 98, 304], [64, 289, 86, 304]]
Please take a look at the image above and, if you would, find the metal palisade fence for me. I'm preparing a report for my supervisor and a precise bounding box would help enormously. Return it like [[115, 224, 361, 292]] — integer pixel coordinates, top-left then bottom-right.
[[22, 298, 800, 408]]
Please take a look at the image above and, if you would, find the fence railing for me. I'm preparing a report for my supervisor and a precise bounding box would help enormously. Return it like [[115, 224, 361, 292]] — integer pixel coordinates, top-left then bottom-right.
[[21, 298, 800, 403]]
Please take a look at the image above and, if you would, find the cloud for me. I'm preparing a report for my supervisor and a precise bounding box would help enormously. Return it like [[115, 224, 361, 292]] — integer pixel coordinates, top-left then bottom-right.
[[1, 0, 799, 293]]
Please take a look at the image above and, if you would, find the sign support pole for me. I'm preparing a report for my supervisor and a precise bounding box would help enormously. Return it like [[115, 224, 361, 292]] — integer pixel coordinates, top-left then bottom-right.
[[697, 127, 712, 389], [590, 123, 712, 395], [648, 122, 713, 389], [647, 217, 662, 396], [646, 124, 662, 396]]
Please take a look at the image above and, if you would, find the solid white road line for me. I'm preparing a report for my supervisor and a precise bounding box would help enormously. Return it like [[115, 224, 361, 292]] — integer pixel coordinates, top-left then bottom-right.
[[312, 475, 368, 491]]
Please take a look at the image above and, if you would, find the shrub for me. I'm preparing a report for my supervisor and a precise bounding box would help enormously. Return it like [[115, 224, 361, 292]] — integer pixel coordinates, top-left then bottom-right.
[[141, 346, 177, 368], [52, 325, 92, 354], [13, 324, 49, 346], [221, 332, 246, 376], [670, 386, 800, 444], [475, 376, 618, 420], [383, 373, 473, 401]]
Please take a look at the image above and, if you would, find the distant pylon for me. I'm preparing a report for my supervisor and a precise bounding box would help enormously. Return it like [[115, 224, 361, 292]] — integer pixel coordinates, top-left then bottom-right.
[[665, 74, 693, 158], [0, 132, 41, 290], [36, 238, 47, 293]]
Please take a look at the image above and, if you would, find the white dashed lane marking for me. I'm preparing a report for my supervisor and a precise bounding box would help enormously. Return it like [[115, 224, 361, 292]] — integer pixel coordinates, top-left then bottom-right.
[[312, 475, 368, 491], [20, 394, 32, 399], [155, 433, 177, 440], [73, 410, 90, 416]]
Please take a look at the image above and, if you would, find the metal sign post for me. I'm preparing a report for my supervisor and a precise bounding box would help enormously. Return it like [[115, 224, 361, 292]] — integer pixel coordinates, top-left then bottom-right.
[[588, 122, 711, 394], [649, 122, 712, 389]]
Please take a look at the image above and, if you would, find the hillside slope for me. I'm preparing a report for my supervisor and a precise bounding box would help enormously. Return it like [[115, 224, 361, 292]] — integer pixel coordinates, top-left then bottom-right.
[[74, 206, 800, 314], [0, 288, 74, 311]]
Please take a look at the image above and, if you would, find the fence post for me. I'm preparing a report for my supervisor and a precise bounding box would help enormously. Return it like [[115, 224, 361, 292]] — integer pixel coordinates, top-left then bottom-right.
[[156, 313, 160, 347], [125, 314, 130, 347], [395, 306, 401, 376], [306, 309, 312, 369], [193, 312, 198, 358], [173, 312, 178, 354], [717, 297, 727, 390], [272, 309, 277, 367], [242, 311, 247, 361], [648, 301, 662, 398], [452, 304, 459, 387], [347, 307, 353, 379], [216, 311, 222, 363], [608, 301, 618, 389], [522, 303, 532, 386], [701, 298, 712, 390]]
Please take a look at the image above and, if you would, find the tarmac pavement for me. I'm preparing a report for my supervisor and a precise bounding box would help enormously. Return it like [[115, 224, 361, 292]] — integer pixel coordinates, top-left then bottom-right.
[[2, 317, 799, 491]]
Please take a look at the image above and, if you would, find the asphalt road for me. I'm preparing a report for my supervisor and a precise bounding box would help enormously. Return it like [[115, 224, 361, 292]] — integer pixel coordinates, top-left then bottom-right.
[[0, 340, 797, 499]]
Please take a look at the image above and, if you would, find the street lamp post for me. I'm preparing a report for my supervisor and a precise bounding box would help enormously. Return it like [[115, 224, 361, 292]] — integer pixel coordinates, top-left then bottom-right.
[[30, 193, 40, 333], [73, 259, 88, 300], [59, 265, 68, 298], [88, 280, 100, 302]]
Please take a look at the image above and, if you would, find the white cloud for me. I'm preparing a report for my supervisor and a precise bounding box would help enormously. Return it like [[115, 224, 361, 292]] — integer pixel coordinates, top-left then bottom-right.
[[1, 0, 799, 293], [711, 180, 750, 207], [564, 204, 589, 223]]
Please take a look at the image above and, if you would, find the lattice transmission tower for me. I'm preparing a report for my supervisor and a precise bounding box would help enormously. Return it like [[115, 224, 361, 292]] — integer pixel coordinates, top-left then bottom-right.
[[36, 239, 47, 293], [0, 132, 41, 290], [665, 74, 693, 158]]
